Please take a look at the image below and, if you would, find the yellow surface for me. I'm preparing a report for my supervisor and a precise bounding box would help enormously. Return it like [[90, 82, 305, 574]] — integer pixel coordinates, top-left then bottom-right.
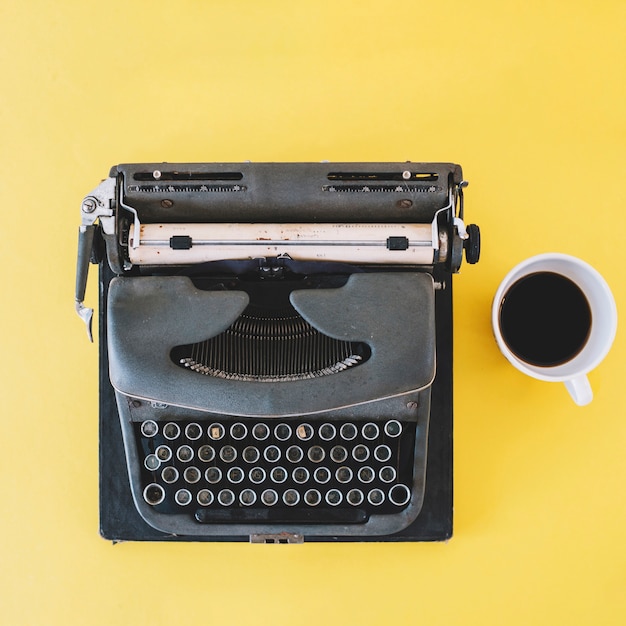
[[1, 1, 624, 624]]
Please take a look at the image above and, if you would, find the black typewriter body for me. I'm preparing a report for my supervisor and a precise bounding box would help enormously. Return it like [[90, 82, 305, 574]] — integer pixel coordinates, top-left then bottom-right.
[[76, 162, 480, 542]]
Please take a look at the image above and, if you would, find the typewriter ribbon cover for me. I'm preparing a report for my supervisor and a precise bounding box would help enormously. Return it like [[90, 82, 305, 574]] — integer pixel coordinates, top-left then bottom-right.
[[75, 162, 480, 542]]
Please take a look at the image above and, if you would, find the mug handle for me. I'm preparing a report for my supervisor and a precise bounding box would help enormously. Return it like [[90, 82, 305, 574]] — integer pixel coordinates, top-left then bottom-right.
[[565, 375, 593, 406]]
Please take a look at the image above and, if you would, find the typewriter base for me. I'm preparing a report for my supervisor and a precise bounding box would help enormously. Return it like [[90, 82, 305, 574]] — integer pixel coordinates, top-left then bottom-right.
[[98, 263, 453, 543]]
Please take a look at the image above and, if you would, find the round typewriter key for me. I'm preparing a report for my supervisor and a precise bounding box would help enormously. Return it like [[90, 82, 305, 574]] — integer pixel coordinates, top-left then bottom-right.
[[261, 489, 279, 506], [198, 445, 216, 463], [217, 489, 235, 506], [219, 445, 237, 463], [293, 467, 310, 484], [330, 445, 348, 463], [230, 422, 248, 440], [304, 489, 322, 506], [313, 466, 331, 484], [155, 445, 173, 463], [242, 446, 260, 464], [270, 466, 288, 484], [325, 489, 343, 506], [252, 423, 270, 441], [263, 445, 281, 463], [352, 444, 370, 463], [140, 420, 158, 438], [286, 445, 304, 463], [274, 423, 292, 441], [319, 423, 336, 441], [357, 466, 375, 484], [185, 422, 202, 440], [373, 445, 392, 463], [208, 423, 225, 440], [336, 466, 353, 484], [384, 420, 402, 437], [183, 466, 201, 484], [174, 488, 192, 506], [296, 423, 314, 441], [379, 466, 397, 483], [205, 466, 222, 484], [368, 488, 385, 506], [163, 422, 181, 440], [239, 488, 257, 506], [362, 422, 379, 440], [282, 489, 300, 506], [143, 483, 165, 506], [161, 466, 179, 484], [307, 445, 325, 463], [346, 488, 365, 506], [227, 466, 245, 484], [389, 484, 411, 507], [249, 467, 266, 484], [197, 489, 214, 506], [340, 423, 357, 441], [177, 445, 194, 462], [144, 454, 161, 471]]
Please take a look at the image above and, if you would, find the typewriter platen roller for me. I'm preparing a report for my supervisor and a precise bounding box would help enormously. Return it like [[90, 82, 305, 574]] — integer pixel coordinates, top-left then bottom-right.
[[75, 162, 480, 542]]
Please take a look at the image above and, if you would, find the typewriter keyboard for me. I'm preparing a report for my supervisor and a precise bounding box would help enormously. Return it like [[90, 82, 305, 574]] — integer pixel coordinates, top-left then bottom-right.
[[136, 419, 416, 523]]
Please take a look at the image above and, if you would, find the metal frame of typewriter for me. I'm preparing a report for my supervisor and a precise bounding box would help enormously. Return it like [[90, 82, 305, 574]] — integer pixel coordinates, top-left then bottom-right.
[[76, 162, 480, 542]]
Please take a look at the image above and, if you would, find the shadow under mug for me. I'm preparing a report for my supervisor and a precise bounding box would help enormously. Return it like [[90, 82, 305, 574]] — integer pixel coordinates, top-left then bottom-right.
[[492, 253, 617, 405]]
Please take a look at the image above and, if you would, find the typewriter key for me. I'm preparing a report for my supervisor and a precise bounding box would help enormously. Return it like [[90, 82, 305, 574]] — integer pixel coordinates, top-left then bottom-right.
[[144, 454, 161, 471], [373, 445, 392, 463], [283, 489, 300, 506], [219, 445, 237, 463], [286, 445, 304, 463], [243, 446, 260, 464], [263, 445, 281, 463], [198, 445, 216, 463], [293, 467, 310, 484], [388, 484, 411, 507], [261, 489, 279, 506], [185, 423, 202, 440], [352, 444, 370, 462], [296, 423, 314, 441], [205, 467, 222, 484], [336, 466, 353, 484], [270, 467, 288, 484], [330, 445, 348, 463], [307, 445, 325, 463], [357, 466, 375, 484], [304, 489, 322, 506], [362, 422, 379, 440], [208, 423, 225, 440], [143, 483, 165, 506], [319, 423, 336, 441], [325, 489, 343, 506], [313, 467, 331, 484], [252, 423, 270, 441], [379, 466, 396, 483], [367, 488, 385, 506], [239, 488, 257, 506], [176, 445, 194, 462], [249, 467, 266, 484], [163, 422, 181, 440], [161, 466, 179, 484], [155, 445, 173, 462], [340, 423, 357, 441], [230, 422, 248, 440], [183, 466, 201, 484], [227, 467, 245, 484], [217, 489, 235, 506], [384, 420, 402, 437], [346, 489, 364, 506], [175, 489, 193, 506], [140, 420, 158, 438], [274, 423, 292, 441], [197, 489, 214, 506]]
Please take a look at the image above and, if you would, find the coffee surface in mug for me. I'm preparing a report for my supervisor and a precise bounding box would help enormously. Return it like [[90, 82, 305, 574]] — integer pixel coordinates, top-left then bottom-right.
[[499, 271, 591, 367]]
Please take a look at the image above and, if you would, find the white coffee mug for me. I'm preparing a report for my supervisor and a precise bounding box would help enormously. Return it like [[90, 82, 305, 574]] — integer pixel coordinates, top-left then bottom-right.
[[492, 253, 617, 405]]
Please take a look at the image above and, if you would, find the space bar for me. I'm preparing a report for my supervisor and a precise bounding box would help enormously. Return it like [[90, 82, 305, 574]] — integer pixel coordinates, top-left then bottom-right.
[[194, 507, 368, 524]]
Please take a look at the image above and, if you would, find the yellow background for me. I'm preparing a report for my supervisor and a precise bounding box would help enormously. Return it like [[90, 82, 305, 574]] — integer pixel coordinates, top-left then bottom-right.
[[1, 1, 624, 624]]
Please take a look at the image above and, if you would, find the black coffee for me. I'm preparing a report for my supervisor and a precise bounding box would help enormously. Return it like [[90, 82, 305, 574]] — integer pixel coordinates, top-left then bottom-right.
[[499, 272, 591, 367]]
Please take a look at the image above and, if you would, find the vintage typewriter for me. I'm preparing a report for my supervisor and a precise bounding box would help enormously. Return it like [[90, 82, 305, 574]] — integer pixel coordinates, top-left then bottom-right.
[[75, 162, 480, 542]]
